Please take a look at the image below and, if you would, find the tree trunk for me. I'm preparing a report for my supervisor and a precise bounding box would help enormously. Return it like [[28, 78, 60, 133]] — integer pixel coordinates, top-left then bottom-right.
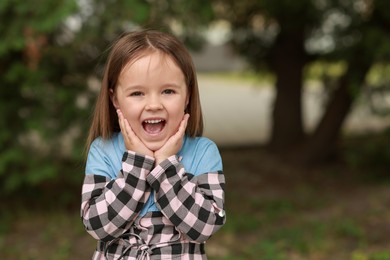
[[296, 55, 371, 165], [268, 31, 306, 152], [295, 77, 353, 164]]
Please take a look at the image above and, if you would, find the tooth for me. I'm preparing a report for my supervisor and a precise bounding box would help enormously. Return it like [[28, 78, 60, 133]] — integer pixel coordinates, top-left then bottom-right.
[[145, 119, 163, 124]]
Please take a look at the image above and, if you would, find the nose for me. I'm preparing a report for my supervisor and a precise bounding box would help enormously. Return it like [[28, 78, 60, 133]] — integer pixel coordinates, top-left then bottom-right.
[[145, 95, 163, 111]]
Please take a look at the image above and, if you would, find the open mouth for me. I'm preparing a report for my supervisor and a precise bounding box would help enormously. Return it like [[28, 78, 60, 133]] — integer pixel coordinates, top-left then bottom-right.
[[142, 119, 166, 135]]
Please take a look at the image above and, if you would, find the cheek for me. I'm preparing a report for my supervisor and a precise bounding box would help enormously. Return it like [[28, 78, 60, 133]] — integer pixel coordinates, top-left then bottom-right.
[[179, 97, 188, 112], [172, 103, 186, 118], [123, 108, 139, 122], [118, 103, 140, 123]]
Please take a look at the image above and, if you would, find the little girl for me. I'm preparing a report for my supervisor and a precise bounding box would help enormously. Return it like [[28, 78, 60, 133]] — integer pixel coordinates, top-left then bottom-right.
[[81, 30, 226, 259]]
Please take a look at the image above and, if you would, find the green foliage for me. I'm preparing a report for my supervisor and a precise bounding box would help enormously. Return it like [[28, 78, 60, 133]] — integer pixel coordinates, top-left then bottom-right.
[[222, 211, 262, 233], [0, 0, 215, 193], [0, 0, 80, 192], [335, 218, 365, 242], [0, 0, 134, 192], [0, 0, 76, 54], [352, 251, 390, 260]]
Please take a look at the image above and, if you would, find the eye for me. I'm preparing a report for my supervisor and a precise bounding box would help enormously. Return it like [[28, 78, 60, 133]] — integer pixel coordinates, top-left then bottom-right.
[[162, 89, 176, 95], [130, 91, 143, 97]]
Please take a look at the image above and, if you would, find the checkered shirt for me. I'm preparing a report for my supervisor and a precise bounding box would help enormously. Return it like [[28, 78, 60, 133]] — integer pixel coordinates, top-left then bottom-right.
[[81, 151, 226, 259]]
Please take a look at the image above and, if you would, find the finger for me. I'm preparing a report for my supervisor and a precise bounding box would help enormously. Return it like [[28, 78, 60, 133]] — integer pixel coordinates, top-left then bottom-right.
[[117, 110, 127, 135], [123, 118, 136, 139], [183, 113, 190, 127], [177, 113, 190, 135], [116, 109, 123, 130], [123, 118, 154, 156], [123, 118, 144, 148], [116, 109, 122, 118], [168, 114, 189, 145], [117, 110, 134, 149], [154, 115, 189, 164]]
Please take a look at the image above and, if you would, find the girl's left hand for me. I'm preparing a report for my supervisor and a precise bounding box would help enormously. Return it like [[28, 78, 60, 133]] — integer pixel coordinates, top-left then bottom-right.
[[154, 114, 190, 165]]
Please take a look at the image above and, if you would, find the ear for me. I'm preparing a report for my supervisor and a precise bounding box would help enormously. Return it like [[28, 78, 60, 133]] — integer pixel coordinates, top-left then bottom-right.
[[109, 88, 119, 109]]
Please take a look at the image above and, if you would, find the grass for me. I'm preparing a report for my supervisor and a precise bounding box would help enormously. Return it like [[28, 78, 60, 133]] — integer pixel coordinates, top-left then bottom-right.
[[206, 131, 390, 259], [0, 209, 91, 259], [1, 132, 390, 259]]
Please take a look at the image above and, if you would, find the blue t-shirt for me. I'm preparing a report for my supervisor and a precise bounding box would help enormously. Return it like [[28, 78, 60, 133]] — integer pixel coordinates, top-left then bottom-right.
[[85, 133, 223, 215]]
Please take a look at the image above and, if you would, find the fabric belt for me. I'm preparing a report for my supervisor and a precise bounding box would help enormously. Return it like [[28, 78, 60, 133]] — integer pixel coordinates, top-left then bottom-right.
[[100, 232, 182, 260]]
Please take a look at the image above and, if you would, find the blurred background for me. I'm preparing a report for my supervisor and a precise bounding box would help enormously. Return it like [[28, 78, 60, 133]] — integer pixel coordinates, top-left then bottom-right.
[[1, 0, 390, 259]]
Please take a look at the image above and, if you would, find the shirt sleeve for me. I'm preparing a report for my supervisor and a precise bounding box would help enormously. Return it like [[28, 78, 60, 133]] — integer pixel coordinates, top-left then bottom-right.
[[146, 143, 226, 243], [81, 142, 155, 242]]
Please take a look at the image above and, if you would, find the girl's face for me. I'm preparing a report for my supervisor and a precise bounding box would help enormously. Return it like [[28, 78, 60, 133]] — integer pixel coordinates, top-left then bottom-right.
[[112, 51, 189, 151]]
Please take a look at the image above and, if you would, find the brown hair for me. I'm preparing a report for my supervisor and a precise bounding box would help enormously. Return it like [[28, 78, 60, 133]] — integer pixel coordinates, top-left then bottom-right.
[[86, 30, 203, 151]]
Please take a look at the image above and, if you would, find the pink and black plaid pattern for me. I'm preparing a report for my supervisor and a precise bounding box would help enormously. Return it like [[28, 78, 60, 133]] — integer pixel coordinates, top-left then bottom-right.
[[99, 212, 206, 259], [81, 152, 154, 241], [147, 155, 225, 243], [81, 152, 226, 259]]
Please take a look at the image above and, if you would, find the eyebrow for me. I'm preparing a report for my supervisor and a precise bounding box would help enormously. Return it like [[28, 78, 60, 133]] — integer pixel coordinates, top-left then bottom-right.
[[161, 82, 184, 88], [120, 82, 185, 92]]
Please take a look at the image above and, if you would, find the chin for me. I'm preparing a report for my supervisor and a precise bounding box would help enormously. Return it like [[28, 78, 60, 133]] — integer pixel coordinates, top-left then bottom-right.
[[145, 141, 165, 153]]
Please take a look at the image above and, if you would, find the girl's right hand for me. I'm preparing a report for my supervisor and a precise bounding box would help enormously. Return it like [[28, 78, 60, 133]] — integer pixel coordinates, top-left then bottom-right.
[[117, 109, 153, 157]]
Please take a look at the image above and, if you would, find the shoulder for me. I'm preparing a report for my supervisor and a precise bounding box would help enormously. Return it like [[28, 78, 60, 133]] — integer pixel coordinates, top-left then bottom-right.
[[183, 136, 218, 151], [89, 132, 123, 154], [86, 133, 125, 178], [180, 136, 223, 174]]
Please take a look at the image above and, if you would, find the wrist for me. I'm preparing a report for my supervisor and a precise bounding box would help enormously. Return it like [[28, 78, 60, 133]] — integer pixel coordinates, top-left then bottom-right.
[[154, 156, 166, 166]]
